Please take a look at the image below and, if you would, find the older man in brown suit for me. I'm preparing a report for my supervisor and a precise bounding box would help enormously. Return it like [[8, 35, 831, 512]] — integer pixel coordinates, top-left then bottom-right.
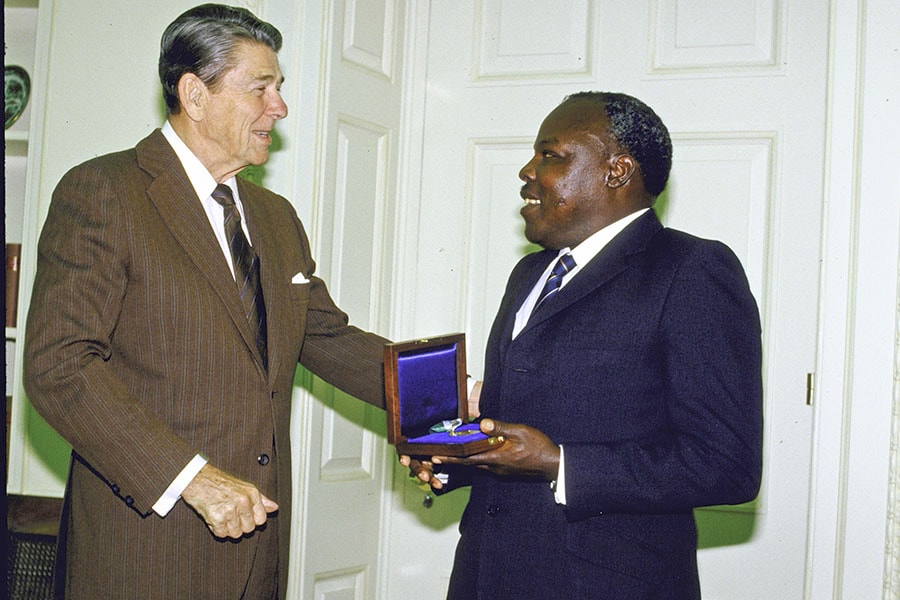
[[23, 5, 385, 599]]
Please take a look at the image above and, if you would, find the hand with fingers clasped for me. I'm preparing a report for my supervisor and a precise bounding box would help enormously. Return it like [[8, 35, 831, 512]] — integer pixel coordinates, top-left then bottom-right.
[[181, 463, 279, 539]]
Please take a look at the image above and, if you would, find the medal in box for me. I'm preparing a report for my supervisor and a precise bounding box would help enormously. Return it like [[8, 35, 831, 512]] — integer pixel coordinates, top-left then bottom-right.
[[384, 333, 502, 457]]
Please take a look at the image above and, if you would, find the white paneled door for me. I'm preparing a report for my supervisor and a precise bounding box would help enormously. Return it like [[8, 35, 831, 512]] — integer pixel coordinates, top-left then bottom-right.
[[280, 0, 404, 598], [405, 1, 828, 598]]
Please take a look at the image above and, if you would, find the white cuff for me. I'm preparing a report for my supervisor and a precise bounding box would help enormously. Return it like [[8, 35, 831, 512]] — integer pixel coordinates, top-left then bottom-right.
[[152, 454, 208, 516], [552, 445, 566, 505]]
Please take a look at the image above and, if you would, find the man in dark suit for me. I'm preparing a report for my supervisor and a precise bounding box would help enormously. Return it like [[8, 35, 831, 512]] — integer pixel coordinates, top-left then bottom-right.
[[23, 5, 385, 598], [407, 91, 763, 599]]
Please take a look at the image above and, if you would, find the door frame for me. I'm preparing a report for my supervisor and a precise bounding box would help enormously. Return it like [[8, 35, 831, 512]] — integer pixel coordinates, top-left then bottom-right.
[[807, 0, 900, 598]]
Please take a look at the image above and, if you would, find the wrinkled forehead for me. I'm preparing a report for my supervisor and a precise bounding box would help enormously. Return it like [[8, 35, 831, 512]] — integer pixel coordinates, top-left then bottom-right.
[[225, 40, 284, 82]]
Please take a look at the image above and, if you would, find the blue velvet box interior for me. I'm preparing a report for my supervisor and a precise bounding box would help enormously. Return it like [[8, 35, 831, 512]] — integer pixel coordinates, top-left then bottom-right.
[[396, 342, 487, 445], [405, 422, 486, 445]]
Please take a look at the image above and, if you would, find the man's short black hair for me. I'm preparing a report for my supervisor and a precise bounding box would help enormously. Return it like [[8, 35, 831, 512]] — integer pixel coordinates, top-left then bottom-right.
[[565, 91, 673, 197]]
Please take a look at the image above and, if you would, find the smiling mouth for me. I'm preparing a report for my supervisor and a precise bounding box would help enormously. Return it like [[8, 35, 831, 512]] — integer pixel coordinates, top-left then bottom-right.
[[521, 185, 540, 206]]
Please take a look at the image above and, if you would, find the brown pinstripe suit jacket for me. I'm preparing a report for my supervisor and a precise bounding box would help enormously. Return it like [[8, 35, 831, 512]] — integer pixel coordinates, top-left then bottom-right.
[[23, 130, 386, 599]]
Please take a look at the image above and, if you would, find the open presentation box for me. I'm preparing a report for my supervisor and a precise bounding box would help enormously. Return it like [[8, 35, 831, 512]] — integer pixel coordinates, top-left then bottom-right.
[[384, 333, 501, 457]]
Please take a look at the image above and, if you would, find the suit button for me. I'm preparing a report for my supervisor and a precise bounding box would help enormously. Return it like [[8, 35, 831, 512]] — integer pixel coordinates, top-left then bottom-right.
[[486, 505, 501, 517], [257, 454, 270, 466], [124, 496, 134, 506], [111, 484, 120, 494]]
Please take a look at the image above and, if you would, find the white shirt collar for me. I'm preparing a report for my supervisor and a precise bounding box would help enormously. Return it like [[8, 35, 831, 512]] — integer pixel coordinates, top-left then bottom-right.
[[566, 207, 650, 270], [160, 121, 237, 200]]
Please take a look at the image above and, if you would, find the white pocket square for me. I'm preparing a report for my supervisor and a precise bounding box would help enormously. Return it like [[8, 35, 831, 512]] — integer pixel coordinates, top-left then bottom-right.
[[291, 272, 310, 284]]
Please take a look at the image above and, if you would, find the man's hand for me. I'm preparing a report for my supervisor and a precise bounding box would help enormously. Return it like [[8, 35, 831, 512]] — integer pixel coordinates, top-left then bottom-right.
[[181, 463, 278, 539], [399, 455, 444, 490], [433, 418, 560, 482]]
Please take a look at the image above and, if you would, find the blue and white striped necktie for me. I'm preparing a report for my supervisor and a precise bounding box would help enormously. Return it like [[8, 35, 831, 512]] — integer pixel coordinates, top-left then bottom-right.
[[532, 253, 576, 314]]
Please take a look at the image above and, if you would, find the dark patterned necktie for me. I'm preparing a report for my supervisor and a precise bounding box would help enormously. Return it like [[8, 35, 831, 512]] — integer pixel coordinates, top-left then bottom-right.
[[211, 184, 268, 369], [532, 253, 576, 314]]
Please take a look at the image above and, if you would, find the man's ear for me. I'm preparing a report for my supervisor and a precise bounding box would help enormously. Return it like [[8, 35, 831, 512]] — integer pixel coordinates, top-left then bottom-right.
[[178, 73, 207, 121], [605, 154, 636, 189]]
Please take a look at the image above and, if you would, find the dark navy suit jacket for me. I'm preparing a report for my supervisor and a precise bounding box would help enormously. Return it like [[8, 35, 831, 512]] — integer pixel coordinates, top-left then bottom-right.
[[447, 210, 763, 600]]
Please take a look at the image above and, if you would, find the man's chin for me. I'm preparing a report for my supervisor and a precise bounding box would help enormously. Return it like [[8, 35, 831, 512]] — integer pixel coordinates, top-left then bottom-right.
[[523, 224, 544, 247], [244, 145, 271, 166]]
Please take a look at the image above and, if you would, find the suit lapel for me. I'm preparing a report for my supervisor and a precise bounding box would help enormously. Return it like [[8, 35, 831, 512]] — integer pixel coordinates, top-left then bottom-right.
[[521, 210, 664, 333], [496, 251, 553, 358], [136, 131, 265, 374]]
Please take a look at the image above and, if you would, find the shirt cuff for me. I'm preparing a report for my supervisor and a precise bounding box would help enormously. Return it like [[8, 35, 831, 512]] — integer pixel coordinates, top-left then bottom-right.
[[152, 454, 208, 516], [552, 445, 567, 504]]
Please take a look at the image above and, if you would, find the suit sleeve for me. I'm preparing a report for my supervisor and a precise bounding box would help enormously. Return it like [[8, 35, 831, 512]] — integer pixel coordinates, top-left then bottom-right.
[[563, 241, 763, 517], [23, 163, 199, 514], [283, 211, 388, 410], [297, 276, 388, 409]]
